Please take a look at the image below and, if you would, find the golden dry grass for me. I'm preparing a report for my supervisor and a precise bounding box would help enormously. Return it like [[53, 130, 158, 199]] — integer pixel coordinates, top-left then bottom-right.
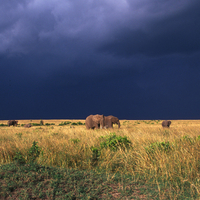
[[0, 119, 200, 198], [0, 119, 200, 155]]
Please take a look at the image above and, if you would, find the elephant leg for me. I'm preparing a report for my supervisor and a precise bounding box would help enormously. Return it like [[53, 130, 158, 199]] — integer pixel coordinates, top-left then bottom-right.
[[108, 121, 113, 128], [117, 122, 120, 128], [104, 125, 109, 129], [94, 123, 99, 129], [111, 123, 114, 128], [85, 123, 90, 129]]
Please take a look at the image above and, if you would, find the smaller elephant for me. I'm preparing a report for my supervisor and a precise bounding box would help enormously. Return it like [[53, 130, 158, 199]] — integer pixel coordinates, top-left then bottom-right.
[[104, 115, 120, 129], [162, 120, 171, 128], [8, 120, 18, 127], [24, 123, 32, 128], [85, 114, 105, 129]]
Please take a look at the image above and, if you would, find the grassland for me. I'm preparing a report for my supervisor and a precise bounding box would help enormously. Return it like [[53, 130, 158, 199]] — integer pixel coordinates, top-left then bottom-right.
[[0, 119, 200, 199]]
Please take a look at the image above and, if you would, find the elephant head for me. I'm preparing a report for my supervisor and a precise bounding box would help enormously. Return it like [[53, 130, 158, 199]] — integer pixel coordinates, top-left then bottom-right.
[[162, 120, 171, 128], [104, 115, 120, 129], [85, 114, 105, 130]]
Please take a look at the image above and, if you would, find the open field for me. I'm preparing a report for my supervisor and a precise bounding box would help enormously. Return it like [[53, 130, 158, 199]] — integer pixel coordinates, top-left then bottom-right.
[[0, 119, 200, 199]]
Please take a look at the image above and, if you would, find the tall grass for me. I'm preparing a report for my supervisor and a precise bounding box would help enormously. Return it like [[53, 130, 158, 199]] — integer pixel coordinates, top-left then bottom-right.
[[0, 120, 200, 198]]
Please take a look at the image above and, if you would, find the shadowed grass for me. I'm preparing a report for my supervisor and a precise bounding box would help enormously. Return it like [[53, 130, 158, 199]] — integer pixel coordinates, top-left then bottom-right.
[[0, 162, 160, 199]]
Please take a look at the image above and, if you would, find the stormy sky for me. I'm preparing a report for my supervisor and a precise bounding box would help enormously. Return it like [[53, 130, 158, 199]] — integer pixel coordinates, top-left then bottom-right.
[[1, 0, 200, 120]]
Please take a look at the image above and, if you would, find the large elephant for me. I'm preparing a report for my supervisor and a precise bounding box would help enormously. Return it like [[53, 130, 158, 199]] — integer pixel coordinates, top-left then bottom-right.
[[85, 114, 105, 129], [162, 120, 171, 128], [104, 115, 120, 129], [8, 120, 18, 127]]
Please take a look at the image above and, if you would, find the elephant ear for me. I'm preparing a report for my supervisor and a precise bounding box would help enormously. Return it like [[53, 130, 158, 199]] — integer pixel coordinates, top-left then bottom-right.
[[112, 119, 115, 123], [111, 117, 117, 123]]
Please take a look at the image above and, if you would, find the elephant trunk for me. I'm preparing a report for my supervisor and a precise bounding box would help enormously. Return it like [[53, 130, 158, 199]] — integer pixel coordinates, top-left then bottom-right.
[[118, 121, 120, 128], [100, 115, 105, 129]]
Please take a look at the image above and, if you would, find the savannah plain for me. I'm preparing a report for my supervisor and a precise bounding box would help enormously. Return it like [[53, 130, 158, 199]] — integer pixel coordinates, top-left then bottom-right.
[[0, 119, 200, 199]]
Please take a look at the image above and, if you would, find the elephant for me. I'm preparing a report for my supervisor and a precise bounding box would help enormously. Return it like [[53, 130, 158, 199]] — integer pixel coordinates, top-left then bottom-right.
[[24, 123, 32, 128], [103, 115, 120, 129], [85, 114, 105, 130], [8, 120, 18, 127], [162, 120, 171, 128]]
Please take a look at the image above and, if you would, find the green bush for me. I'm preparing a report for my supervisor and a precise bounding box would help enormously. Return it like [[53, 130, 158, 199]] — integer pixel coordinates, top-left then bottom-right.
[[28, 141, 41, 163], [45, 123, 51, 126], [13, 151, 26, 165], [43, 123, 55, 126], [90, 146, 101, 166], [77, 121, 84, 125], [13, 141, 41, 164], [59, 121, 71, 126], [0, 124, 8, 126], [31, 123, 41, 126], [182, 135, 194, 143], [145, 141, 172, 154], [99, 132, 132, 151], [70, 121, 85, 126]]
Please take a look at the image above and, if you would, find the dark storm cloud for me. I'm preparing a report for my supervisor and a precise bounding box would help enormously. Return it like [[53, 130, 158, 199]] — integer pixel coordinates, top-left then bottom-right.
[[98, 1, 200, 57], [1, 0, 198, 57], [1, 0, 200, 120]]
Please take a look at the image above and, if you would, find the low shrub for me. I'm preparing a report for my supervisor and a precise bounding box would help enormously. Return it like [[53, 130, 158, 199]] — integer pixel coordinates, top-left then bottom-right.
[[45, 123, 55, 126], [182, 135, 194, 143], [13, 141, 41, 164], [145, 141, 172, 154], [28, 141, 41, 163], [90, 146, 101, 166], [0, 124, 8, 126], [31, 123, 41, 126], [13, 151, 26, 165], [99, 132, 132, 151], [59, 121, 71, 126], [173, 135, 196, 146], [77, 121, 84, 125], [70, 121, 85, 126]]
